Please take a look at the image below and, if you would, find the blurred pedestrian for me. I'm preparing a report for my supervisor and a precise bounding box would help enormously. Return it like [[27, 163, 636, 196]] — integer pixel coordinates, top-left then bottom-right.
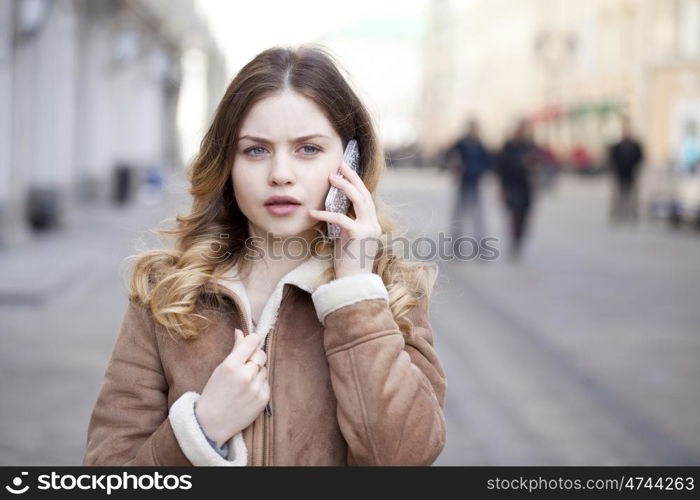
[[496, 120, 539, 260], [140, 165, 165, 205], [444, 118, 492, 258], [608, 118, 644, 223]]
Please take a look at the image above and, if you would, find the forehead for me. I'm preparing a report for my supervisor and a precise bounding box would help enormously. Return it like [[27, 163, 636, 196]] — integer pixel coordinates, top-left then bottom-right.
[[239, 89, 336, 138]]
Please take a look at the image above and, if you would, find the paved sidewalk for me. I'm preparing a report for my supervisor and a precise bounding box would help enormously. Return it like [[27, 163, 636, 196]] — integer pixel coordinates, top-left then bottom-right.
[[1, 166, 698, 465], [380, 167, 700, 465]]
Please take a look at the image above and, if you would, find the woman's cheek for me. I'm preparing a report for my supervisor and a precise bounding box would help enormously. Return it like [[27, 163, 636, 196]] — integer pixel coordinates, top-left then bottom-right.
[[314, 181, 331, 210]]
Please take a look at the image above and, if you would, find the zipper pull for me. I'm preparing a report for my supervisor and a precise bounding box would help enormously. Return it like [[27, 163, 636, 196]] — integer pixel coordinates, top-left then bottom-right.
[[264, 401, 272, 416]]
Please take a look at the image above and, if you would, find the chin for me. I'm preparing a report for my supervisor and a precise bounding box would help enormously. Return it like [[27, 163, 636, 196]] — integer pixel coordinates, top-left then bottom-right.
[[257, 220, 313, 240]]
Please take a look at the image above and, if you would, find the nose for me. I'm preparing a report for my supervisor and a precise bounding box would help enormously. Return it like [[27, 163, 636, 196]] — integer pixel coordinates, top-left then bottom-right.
[[268, 153, 296, 186]]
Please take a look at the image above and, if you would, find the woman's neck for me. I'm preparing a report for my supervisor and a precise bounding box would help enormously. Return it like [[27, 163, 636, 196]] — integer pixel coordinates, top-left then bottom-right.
[[240, 226, 317, 291]]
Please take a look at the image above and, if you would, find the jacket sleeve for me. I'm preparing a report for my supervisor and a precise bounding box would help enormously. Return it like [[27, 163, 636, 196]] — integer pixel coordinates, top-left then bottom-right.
[[311, 270, 447, 466], [82, 299, 247, 466], [82, 299, 193, 466], [168, 391, 248, 466]]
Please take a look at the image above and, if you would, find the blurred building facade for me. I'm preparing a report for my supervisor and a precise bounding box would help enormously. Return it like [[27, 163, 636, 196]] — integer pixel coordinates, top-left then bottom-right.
[[420, 0, 700, 170], [315, 10, 428, 153], [0, 0, 226, 247]]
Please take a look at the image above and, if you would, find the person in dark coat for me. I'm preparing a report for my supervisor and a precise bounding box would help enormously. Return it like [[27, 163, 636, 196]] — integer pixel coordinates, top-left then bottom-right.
[[496, 120, 539, 260], [444, 118, 492, 258], [608, 118, 644, 223]]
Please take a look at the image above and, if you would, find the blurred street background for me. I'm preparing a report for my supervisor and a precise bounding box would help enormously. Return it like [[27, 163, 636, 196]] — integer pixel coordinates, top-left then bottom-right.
[[1, 0, 699, 465]]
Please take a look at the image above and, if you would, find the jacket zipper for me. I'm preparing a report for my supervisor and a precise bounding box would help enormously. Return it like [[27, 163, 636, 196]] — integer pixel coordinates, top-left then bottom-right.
[[263, 317, 277, 466], [259, 287, 290, 465], [229, 285, 289, 466], [259, 289, 282, 466], [259, 331, 272, 466], [263, 330, 272, 417]]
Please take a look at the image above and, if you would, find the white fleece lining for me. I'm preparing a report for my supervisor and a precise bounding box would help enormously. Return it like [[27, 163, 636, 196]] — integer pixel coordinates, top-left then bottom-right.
[[311, 273, 389, 325], [427, 261, 439, 293], [168, 391, 247, 466]]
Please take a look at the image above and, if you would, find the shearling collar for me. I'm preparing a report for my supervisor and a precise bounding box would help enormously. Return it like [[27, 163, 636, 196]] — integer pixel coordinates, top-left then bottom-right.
[[210, 253, 335, 343]]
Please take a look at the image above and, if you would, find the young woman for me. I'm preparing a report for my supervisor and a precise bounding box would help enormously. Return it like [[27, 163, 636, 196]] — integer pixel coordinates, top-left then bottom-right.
[[82, 45, 447, 466]]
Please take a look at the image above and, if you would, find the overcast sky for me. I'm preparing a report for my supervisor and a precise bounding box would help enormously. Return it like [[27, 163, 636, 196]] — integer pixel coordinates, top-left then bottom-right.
[[197, 0, 430, 74]]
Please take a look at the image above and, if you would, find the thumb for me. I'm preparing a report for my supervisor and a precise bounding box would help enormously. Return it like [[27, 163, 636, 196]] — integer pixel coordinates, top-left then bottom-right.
[[233, 328, 243, 350]]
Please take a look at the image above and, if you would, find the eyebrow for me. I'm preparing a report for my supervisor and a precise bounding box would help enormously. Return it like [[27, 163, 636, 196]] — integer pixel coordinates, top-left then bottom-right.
[[237, 134, 331, 144]]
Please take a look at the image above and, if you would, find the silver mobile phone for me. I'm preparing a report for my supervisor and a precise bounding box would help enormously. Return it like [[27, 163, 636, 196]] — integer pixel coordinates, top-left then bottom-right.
[[325, 139, 361, 239]]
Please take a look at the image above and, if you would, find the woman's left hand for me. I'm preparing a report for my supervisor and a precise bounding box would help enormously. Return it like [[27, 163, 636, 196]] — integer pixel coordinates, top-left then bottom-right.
[[309, 161, 381, 279]]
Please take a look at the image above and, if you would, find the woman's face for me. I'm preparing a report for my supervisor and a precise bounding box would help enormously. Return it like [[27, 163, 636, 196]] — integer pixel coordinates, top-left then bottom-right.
[[232, 89, 344, 241]]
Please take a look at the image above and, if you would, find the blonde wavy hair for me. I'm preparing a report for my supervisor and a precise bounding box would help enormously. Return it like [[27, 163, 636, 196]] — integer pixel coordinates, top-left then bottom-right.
[[128, 45, 437, 341]]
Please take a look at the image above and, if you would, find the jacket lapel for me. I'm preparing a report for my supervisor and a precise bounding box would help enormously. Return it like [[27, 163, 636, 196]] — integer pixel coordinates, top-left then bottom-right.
[[212, 254, 334, 345]]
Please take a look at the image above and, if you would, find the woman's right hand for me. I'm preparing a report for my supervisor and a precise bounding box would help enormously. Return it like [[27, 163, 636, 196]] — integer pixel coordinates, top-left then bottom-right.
[[194, 328, 269, 448]]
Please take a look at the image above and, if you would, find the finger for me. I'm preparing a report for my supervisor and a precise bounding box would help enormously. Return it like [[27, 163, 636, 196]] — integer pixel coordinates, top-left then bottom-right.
[[241, 359, 260, 379], [340, 161, 375, 208], [328, 172, 367, 219], [253, 366, 269, 385], [308, 209, 354, 232], [233, 328, 243, 349], [249, 349, 267, 367], [233, 328, 254, 350], [228, 331, 261, 365]]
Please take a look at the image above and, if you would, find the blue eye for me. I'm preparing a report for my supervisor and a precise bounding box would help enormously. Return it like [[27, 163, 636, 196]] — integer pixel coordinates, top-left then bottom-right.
[[245, 146, 267, 156], [300, 144, 321, 155], [242, 144, 322, 158]]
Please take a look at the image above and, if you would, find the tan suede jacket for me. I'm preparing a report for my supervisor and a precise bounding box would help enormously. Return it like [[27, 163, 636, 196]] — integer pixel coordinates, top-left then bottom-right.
[[82, 254, 447, 466]]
